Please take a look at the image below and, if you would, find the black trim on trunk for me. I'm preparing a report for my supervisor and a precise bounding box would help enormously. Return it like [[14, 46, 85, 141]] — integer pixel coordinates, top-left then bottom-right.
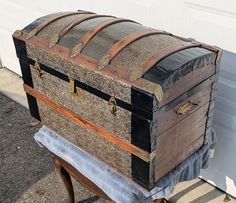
[[143, 47, 216, 92], [131, 86, 156, 113], [27, 58, 153, 120], [25, 93, 41, 121], [131, 156, 154, 189], [13, 37, 41, 121], [131, 114, 151, 152], [130, 87, 156, 189]]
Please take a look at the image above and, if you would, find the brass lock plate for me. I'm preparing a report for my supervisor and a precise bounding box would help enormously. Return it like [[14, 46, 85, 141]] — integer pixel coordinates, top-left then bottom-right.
[[108, 93, 117, 116], [33, 61, 43, 78], [69, 77, 84, 101]]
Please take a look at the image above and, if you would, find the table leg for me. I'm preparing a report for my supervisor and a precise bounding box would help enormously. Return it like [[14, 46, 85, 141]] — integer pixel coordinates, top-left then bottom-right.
[[54, 157, 75, 203]]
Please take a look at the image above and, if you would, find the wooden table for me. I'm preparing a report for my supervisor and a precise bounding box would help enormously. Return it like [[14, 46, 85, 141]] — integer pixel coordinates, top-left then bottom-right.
[[54, 156, 168, 203]]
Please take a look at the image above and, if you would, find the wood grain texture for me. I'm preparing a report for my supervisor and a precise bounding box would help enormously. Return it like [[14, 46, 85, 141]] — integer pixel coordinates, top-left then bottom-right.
[[155, 102, 209, 182], [158, 84, 211, 134]]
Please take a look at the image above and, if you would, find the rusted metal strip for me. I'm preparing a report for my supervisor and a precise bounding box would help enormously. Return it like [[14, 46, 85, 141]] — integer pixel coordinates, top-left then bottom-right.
[[97, 30, 171, 69], [49, 14, 114, 47], [129, 43, 201, 82], [70, 18, 140, 57], [23, 84, 155, 162], [26, 11, 92, 40]]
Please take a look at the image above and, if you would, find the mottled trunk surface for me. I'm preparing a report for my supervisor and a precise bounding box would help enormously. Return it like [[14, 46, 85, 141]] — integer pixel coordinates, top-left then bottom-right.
[[13, 10, 222, 189]]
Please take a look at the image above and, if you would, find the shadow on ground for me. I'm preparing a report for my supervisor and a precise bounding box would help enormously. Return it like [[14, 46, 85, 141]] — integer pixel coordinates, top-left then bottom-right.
[[0, 92, 53, 203], [169, 178, 236, 203]]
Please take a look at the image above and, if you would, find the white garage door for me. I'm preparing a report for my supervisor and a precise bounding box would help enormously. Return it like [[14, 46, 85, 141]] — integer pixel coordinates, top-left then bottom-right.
[[0, 0, 92, 75], [1, 0, 235, 197]]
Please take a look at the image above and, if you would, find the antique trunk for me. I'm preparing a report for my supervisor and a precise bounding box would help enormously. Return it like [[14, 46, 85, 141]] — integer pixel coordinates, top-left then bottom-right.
[[12, 10, 222, 189]]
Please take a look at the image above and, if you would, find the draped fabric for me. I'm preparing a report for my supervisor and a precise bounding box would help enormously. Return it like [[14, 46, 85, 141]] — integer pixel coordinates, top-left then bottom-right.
[[34, 126, 216, 203]]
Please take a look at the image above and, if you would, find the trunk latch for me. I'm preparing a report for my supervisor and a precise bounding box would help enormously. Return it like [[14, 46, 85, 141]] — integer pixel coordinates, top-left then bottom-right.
[[68, 73, 84, 101], [108, 93, 117, 116]]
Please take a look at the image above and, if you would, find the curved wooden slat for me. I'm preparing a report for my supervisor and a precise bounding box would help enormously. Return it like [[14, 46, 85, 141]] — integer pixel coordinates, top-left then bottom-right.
[[97, 30, 171, 69], [129, 43, 201, 82], [48, 14, 114, 47], [70, 18, 140, 57], [26, 11, 93, 40]]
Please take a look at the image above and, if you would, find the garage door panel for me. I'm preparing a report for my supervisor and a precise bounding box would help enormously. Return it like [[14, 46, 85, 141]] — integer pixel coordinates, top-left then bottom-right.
[[185, 0, 236, 15], [0, 27, 21, 74], [0, 0, 24, 10], [184, 1, 236, 52]]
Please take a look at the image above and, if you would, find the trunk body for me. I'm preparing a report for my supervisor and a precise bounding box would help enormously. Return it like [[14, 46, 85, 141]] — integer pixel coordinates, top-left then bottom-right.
[[13, 11, 222, 189]]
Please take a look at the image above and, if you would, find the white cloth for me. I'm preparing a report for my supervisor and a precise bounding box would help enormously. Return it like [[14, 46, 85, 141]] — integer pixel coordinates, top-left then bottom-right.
[[34, 126, 216, 203]]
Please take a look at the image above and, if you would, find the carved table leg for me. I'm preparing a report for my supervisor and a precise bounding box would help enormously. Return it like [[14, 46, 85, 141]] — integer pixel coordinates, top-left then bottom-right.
[[54, 157, 75, 203]]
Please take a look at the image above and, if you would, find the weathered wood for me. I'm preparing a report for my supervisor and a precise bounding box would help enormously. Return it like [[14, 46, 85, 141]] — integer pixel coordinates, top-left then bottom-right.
[[158, 84, 211, 134], [155, 103, 209, 181]]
